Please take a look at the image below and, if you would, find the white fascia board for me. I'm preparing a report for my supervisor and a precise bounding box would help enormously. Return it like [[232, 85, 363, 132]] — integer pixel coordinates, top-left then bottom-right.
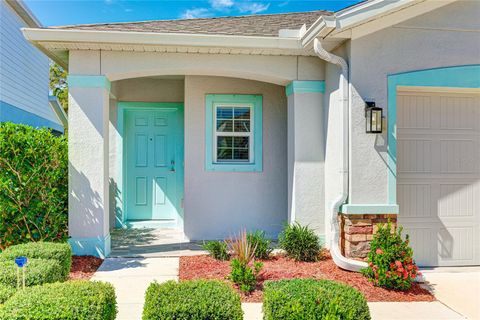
[[301, 0, 429, 44], [21, 28, 303, 50], [333, 0, 421, 29]]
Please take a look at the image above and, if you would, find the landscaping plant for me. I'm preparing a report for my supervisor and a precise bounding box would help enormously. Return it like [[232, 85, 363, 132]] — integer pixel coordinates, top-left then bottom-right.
[[0, 284, 15, 304], [361, 221, 419, 291], [227, 230, 263, 292], [0, 123, 68, 250], [247, 230, 272, 259], [0, 242, 72, 278], [0, 258, 65, 288], [0, 281, 117, 320], [263, 279, 370, 320], [143, 280, 243, 320], [202, 240, 230, 260], [230, 258, 263, 293], [278, 222, 322, 262]]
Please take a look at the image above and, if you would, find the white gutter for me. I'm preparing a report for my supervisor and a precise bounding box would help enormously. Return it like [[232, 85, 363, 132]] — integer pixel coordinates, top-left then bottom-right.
[[301, 16, 336, 47], [48, 96, 68, 129], [21, 28, 303, 50], [313, 38, 366, 272]]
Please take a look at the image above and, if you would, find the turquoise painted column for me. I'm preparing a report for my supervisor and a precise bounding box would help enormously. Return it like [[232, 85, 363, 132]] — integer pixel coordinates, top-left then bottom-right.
[[286, 81, 326, 241], [67, 75, 112, 258]]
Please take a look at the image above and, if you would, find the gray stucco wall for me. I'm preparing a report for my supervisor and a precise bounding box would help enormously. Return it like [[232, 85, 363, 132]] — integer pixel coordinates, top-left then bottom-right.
[[113, 78, 184, 103], [184, 76, 288, 240], [348, 0, 480, 204], [287, 91, 325, 235]]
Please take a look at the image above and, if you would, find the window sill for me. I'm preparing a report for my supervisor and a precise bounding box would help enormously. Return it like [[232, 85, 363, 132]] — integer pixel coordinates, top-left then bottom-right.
[[206, 162, 262, 172]]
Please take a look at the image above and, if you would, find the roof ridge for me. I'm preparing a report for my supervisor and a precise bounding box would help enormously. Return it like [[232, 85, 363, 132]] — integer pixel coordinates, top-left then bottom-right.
[[49, 10, 331, 29]]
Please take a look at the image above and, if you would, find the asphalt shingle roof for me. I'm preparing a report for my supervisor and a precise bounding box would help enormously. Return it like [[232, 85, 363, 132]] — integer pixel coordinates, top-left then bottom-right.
[[51, 10, 331, 37]]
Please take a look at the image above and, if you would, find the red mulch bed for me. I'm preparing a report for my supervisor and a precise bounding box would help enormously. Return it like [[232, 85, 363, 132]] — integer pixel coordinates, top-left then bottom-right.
[[69, 256, 103, 280], [179, 253, 434, 303]]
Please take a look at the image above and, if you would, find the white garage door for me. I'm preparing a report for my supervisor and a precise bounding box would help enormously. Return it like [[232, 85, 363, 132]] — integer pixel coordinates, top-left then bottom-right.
[[397, 88, 480, 267]]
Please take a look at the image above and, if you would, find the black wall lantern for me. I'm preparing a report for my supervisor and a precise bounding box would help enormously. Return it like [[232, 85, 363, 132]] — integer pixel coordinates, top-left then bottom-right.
[[365, 101, 383, 133]]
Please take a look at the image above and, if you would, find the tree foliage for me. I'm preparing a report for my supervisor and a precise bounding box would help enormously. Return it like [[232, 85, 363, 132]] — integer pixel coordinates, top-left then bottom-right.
[[49, 62, 68, 113], [0, 123, 68, 250]]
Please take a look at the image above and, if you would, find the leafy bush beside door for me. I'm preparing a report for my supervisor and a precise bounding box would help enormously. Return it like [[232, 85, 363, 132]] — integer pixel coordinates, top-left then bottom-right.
[[0, 123, 68, 250]]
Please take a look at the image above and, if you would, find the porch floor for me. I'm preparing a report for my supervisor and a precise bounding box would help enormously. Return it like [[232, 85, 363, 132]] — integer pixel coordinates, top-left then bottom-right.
[[110, 228, 206, 257]]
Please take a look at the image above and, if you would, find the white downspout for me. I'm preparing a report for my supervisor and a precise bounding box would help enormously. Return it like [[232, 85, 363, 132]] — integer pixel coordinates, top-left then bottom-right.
[[313, 38, 366, 272]]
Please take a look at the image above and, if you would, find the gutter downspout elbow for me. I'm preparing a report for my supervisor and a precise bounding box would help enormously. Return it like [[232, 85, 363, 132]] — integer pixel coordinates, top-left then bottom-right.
[[313, 38, 366, 272]]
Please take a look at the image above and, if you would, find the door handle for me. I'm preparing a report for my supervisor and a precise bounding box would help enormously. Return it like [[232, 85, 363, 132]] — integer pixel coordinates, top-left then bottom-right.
[[170, 160, 176, 172]]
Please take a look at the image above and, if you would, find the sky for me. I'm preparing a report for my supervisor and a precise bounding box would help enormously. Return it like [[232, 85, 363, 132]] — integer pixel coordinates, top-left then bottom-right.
[[23, 0, 363, 27]]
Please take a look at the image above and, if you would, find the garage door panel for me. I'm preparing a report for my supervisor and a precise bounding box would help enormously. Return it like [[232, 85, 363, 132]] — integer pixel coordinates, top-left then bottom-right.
[[398, 139, 433, 173], [397, 95, 432, 129], [402, 224, 477, 266], [397, 89, 480, 267], [404, 227, 437, 266], [440, 139, 478, 173], [437, 226, 475, 265], [397, 183, 432, 218], [438, 183, 477, 218], [439, 96, 477, 130]]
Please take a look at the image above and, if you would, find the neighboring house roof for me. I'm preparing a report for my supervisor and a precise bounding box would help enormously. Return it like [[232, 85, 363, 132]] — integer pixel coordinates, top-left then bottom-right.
[[50, 11, 332, 37]]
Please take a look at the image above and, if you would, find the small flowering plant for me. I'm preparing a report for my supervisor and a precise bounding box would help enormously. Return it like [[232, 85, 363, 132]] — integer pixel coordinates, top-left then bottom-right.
[[361, 221, 420, 290]]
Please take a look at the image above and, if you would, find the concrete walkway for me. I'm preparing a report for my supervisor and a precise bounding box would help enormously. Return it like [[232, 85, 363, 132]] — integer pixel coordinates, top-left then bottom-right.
[[368, 302, 465, 320], [110, 228, 206, 257], [243, 302, 465, 320], [91, 257, 178, 320], [422, 267, 480, 320]]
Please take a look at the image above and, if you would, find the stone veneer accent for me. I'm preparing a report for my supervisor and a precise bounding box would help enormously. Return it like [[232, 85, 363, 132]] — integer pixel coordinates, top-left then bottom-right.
[[339, 214, 397, 261]]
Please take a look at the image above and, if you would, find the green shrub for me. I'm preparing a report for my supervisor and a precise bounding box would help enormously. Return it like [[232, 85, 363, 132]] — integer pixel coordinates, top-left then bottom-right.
[[202, 240, 230, 260], [0, 280, 117, 320], [361, 222, 419, 291], [263, 279, 370, 320], [227, 230, 263, 292], [278, 222, 322, 262], [230, 258, 263, 292], [142, 280, 243, 320], [0, 242, 72, 278], [247, 230, 272, 259], [0, 258, 65, 288], [0, 122, 68, 250], [0, 284, 15, 304]]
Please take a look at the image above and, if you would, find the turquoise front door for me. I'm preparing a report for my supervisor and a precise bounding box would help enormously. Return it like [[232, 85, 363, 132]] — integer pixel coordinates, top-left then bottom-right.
[[124, 106, 183, 221]]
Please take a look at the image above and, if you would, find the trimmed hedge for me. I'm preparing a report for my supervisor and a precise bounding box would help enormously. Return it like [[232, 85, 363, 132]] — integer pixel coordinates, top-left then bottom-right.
[[0, 280, 117, 320], [0, 259, 65, 288], [0, 242, 72, 278], [143, 280, 243, 320], [0, 284, 15, 304], [263, 279, 371, 320]]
